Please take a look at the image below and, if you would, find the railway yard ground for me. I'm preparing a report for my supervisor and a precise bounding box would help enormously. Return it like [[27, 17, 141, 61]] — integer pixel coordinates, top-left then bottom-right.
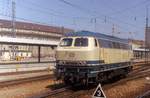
[[0, 63, 149, 98]]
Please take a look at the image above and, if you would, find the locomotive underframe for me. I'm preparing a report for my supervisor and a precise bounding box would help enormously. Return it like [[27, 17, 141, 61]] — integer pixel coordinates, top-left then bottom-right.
[[56, 62, 132, 85]]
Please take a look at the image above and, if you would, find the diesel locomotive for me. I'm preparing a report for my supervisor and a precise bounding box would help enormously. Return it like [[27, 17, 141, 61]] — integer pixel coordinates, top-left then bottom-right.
[[55, 31, 133, 85]]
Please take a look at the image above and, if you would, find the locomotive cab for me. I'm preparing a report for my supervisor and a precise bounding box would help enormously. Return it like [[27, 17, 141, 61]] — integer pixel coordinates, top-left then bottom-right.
[[56, 36, 100, 65]]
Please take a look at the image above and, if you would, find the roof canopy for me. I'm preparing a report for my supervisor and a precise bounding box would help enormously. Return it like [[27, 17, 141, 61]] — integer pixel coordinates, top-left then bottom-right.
[[0, 36, 59, 46]]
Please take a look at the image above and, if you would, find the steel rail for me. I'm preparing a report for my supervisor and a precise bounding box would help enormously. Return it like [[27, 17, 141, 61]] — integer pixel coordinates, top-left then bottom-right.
[[29, 86, 71, 98], [0, 74, 54, 87], [137, 90, 150, 98]]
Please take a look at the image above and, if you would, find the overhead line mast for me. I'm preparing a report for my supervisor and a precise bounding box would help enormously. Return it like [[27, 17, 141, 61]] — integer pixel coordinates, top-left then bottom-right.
[[12, 0, 16, 38], [112, 24, 115, 36], [11, 0, 16, 59], [145, 7, 148, 48], [145, 6, 149, 64]]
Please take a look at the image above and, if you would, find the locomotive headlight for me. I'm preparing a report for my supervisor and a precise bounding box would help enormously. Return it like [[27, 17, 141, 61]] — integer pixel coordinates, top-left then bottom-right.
[[58, 68, 65, 73], [83, 61, 86, 64], [58, 61, 63, 65], [58, 61, 66, 65], [62, 61, 66, 64], [79, 61, 86, 65]]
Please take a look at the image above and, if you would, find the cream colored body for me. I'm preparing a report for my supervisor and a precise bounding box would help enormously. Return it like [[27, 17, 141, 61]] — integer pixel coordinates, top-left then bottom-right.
[[56, 36, 133, 64], [100, 48, 132, 64]]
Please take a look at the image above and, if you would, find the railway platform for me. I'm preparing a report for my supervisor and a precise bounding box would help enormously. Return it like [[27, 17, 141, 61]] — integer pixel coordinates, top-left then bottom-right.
[[0, 69, 54, 87], [0, 71, 51, 82], [0, 62, 55, 73]]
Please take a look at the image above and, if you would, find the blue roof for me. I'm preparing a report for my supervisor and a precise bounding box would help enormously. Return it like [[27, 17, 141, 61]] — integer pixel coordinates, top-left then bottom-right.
[[64, 31, 128, 43]]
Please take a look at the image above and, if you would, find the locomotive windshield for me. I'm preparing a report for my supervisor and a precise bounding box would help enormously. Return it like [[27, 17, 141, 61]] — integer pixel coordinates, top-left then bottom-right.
[[60, 38, 73, 47], [74, 38, 88, 47], [59, 37, 88, 47]]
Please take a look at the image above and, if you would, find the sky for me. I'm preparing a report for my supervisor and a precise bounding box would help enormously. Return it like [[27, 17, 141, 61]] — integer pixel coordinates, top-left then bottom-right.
[[0, 0, 150, 40]]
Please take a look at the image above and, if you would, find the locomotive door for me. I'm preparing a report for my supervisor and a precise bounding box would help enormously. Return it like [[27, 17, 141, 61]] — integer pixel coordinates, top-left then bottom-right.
[[94, 38, 100, 62]]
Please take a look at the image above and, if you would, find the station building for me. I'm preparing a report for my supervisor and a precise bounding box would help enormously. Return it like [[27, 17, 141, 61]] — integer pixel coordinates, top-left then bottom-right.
[[0, 19, 73, 60], [129, 39, 150, 60]]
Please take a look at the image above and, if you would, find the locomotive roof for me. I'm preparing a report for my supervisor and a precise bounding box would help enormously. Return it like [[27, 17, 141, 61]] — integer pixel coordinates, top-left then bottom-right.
[[64, 31, 128, 43]]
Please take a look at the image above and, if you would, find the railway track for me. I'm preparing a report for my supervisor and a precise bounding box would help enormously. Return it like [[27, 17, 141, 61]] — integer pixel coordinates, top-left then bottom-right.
[[0, 74, 54, 87], [104, 67, 150, 90], [0, 61, 147, 98], [29, 85, 71, 98], [129, 64, 150, 76], [29, 63, 150, 98], [48, 68, 150, 98], [53, 65, 150, 98], [137, 90, 150, 98]]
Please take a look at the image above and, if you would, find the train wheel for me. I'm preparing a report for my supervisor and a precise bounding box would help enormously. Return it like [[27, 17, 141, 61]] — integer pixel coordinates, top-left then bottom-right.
[[82, 78, 89, 86], [64, 77, 71, 85]]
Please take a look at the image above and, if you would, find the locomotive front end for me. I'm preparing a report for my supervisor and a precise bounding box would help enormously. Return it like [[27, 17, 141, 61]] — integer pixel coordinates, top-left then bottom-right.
[[56, 36, 100, 85]]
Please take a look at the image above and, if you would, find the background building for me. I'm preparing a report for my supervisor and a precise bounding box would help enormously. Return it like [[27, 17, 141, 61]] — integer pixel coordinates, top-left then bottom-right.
[[0, 19, 73, 60], [129, 39, 150, 61], [129, 39, 144, 49]]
